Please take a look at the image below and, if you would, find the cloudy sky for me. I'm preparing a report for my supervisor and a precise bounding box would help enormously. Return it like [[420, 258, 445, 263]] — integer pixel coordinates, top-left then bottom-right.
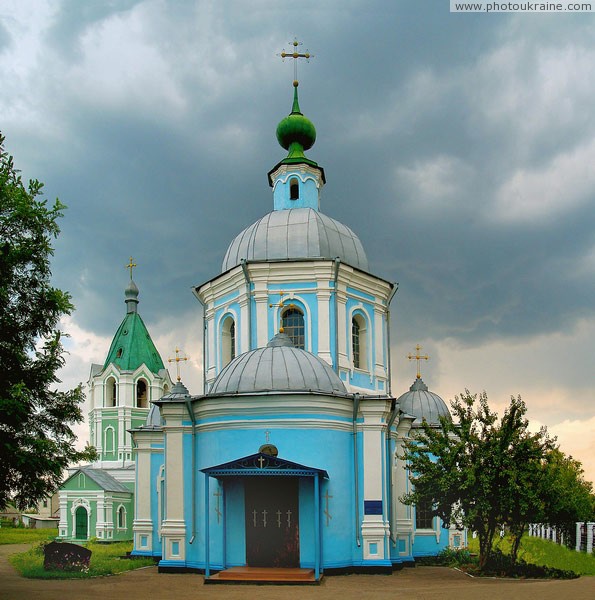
[[1, 1, 594, 483]]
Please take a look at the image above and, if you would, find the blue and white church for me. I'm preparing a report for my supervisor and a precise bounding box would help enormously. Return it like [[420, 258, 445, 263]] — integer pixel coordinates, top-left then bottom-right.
[[130, 79, 464, 580]]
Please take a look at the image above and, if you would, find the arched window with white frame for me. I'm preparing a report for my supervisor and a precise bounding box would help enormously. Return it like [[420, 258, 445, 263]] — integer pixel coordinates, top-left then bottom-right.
[[104, 426, 116, 455], [221, 315, 236, 367], [352, 312, 368, 370], [117, 505, 126, 529], [136, 378, 148, 408], [106, 376, 117, 407], [289, 177, 299, 200]]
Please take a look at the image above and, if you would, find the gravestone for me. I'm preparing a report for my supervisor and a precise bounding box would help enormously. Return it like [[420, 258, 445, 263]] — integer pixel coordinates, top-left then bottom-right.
[[43, 541, 92, 572]]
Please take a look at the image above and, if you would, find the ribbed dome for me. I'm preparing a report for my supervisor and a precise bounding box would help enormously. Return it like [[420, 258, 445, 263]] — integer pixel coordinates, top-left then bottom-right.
[[144, 403, 163, 428], [396, 377, 451, 426], [222, 208, 369, 272], [208, 333, 347, 396]]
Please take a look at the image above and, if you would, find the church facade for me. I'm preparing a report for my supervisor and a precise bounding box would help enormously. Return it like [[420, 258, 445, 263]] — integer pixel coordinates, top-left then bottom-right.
[[129, 81, 464, 579]]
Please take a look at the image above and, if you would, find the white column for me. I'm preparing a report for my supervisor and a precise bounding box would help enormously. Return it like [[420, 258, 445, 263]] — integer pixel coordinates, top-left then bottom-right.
[[576, 522, 581, 551], [336, 288, 348, 370], [253, 283, 269, 348], [360, 399, 391, 561], [160, 404, 187, 562], [96, 495, 107, 540], [392, 416, 414, 557], [58, 493, 69, 538], [238, 294, 250, 354], [205, 305, 216, 386], [317, 286, 332, 366], [132, 432, 155, 553], [373, 306, 385, 382], [587, 522, 594, 553]]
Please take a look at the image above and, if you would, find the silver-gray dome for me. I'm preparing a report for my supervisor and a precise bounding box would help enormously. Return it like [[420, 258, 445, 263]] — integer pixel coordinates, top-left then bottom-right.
[[144, 403, 164, 428], [208, 333, 348, 396], [396, 378, 451, 426], [222, 208, 369, 272]]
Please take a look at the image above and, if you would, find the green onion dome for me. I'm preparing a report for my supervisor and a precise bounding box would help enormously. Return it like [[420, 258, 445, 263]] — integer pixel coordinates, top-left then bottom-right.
[[276, 84, 316, 156]]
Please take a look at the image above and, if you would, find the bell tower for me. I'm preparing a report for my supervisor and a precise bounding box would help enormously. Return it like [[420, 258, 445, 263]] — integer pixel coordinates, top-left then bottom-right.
[[87, 259, 172, 468]]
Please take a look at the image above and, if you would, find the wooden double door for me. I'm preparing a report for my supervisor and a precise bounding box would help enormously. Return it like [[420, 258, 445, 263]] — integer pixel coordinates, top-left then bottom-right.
[[244, 477, 299, 567]]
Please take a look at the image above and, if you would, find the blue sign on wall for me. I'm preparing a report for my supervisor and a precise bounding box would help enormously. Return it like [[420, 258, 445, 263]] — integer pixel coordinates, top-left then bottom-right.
[[364, 500, 383, 515]]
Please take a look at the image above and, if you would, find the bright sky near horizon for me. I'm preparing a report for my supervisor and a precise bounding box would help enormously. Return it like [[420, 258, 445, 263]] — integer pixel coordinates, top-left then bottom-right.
[[1, 0, 594, 483]]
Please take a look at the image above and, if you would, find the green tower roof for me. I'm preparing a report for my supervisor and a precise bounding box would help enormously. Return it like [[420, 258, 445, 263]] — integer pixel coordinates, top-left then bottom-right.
[[102, 279, 165, 374], [275, 83, 319, 168]]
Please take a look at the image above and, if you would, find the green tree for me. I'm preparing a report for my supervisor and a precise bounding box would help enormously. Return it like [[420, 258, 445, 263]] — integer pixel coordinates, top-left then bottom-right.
[[496, 399, 555, 563], [401, 390, 553, 569], [0, 133, 95, 511], [539, 449, 595, 544]]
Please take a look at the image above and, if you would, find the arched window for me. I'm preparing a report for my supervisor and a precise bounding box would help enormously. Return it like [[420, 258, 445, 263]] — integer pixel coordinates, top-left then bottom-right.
[[415, 497, 434, 529], [136, 378, 148, 408], [352, 313, 367, 370], [289, 177, 299, 200], [221, 316, 236, 367], [104, 426, 115, 454], [106, 377, 117, 407], [282, 307, 305, 349], [117, 505, 126, 529]]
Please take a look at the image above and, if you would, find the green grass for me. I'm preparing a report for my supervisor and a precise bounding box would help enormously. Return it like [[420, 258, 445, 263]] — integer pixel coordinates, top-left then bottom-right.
[[0, 527, 58, 545], [8, 539, 156, 579], [468, 534, 595, 576]]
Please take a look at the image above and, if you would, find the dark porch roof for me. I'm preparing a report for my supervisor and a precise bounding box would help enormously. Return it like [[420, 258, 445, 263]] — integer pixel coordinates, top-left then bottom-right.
[[201, 453, 328, 479]]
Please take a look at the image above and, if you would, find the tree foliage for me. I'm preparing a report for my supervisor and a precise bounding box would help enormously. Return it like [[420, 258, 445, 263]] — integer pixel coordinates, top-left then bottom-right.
[[539, 449, 595, 542], [401, 390, 556, 569], [0, 133, 95, 510]]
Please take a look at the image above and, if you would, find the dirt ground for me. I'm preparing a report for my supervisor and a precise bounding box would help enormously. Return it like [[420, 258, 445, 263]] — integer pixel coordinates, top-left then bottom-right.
[[2, 543, 594, 600]]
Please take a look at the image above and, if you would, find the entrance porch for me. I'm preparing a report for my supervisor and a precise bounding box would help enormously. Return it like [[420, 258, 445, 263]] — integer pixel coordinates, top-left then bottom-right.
[[201, 453, 328, 582]]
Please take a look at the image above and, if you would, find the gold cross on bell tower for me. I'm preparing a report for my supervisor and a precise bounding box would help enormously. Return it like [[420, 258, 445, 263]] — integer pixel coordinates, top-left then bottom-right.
[[279, 38, 313, 86], [125, 256, 137, 280], [408, 344, 429, 379], [168, 347, 188, 382]]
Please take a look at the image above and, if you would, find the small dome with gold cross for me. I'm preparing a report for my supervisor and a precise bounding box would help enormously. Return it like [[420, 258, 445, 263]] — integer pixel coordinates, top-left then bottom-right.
[[397, 345, 451, 426], [396, 377, 451, 426]]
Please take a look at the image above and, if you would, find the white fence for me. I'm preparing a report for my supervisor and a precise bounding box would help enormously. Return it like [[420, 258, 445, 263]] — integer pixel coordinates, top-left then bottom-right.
[[528, 522, 594, 552], [575, 522, 595, 553]]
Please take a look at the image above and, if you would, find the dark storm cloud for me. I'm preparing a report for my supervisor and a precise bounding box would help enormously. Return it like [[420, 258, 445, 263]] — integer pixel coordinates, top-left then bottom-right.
[[2, 1, 594, 353]]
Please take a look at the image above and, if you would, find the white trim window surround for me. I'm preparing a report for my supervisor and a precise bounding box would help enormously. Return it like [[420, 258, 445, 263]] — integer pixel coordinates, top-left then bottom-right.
[[117, 504, 127, 529], [350, 311, 368, 371], [220, 315, 236, 367]]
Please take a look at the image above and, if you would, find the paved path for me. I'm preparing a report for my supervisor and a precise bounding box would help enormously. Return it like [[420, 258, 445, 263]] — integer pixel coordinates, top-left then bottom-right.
[[1, 543, 594, 600]]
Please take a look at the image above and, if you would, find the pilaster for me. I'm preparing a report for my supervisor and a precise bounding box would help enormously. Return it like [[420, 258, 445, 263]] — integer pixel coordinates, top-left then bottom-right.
[[360, 398, 392, 561]]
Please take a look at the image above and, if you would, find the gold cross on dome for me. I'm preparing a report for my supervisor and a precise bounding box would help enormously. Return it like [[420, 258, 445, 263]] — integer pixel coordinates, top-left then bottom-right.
[[125, 256, 137, 280], [279, 38, 313, 85], [407, 344, 429, 379], [167, 347, 188, 382]]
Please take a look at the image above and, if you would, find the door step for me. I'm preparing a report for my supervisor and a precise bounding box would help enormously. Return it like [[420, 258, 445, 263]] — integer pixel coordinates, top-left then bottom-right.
[[206, 566, 320, 584]]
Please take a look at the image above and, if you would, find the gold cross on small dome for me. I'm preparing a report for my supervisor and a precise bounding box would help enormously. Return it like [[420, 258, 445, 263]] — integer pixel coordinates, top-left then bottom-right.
[[125, 256, 137, 279], [167, 347, 189, 382], [407, 344, 429, 379]]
